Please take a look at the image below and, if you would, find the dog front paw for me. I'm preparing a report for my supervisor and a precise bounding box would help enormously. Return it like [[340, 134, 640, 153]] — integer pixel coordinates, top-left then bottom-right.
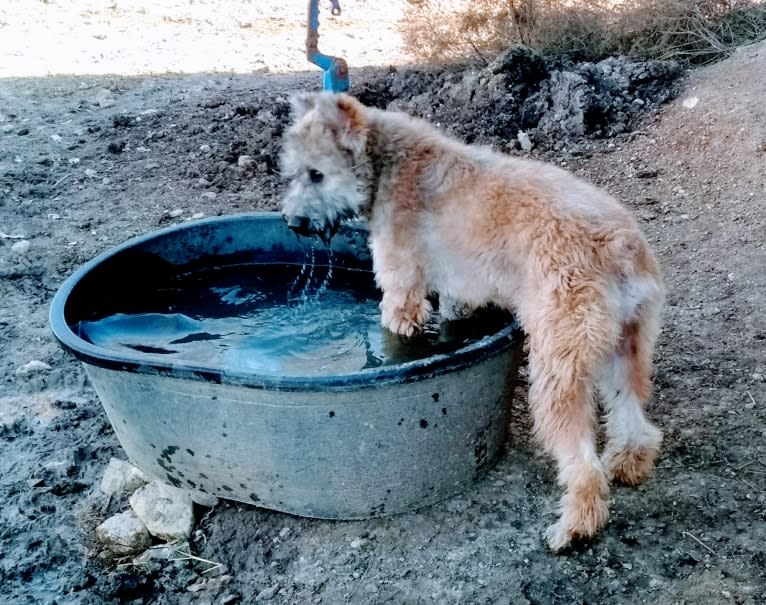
[[381, 296, 432, 338]]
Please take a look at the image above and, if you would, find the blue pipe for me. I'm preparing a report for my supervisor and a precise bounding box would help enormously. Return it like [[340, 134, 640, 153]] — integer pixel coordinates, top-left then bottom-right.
[[306, 0, 349, 92]]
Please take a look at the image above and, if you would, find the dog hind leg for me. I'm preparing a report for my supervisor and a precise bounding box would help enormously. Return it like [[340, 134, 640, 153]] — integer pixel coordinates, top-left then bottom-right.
[[525, 298, 616, 551], [598, 312, 663, 486]]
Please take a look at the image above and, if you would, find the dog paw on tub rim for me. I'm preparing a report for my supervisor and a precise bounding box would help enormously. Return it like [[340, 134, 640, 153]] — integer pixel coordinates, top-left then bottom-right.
[[381, 297, 432, 338]]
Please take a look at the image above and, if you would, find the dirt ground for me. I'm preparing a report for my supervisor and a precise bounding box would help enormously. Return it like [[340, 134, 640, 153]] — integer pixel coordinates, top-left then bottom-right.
[[1, 3, 765, 604]]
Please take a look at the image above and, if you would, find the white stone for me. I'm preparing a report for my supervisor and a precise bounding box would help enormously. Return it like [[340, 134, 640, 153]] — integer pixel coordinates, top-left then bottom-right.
[[10, 239, 31, 254], [15, 360, 51, 376], [682, 96, 699, 109], [130, 480, 195, 541], [168, 208, 184, 218], [96, 511, 152, 555], [100, 457, 150, 497], [256, 584, 280, 601], [237, 154, 255, 169], [84, 168, 98, 178], [199, 144, 211, 153], [189, 490, 219, 508], [517, 130, 533, 152], [95, 89, 116, 108], [201, 192, 217, 200], [190, 212, 205, 220]]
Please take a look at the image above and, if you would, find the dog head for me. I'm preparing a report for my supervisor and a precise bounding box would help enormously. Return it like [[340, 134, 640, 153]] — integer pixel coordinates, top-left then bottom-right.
[[280, 92, 370, 242]]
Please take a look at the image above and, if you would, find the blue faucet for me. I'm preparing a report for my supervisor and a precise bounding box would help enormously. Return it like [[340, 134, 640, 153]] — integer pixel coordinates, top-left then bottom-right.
[[306, 0, 349, 92]]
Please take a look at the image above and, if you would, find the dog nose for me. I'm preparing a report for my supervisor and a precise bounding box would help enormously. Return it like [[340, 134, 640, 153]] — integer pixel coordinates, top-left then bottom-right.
[[285, 214, 312, 236]]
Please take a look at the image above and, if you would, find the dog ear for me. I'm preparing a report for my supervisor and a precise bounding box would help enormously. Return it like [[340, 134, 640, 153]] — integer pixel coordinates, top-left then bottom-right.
[[289, 93, 317, 120], [318, 93, 368, 154]]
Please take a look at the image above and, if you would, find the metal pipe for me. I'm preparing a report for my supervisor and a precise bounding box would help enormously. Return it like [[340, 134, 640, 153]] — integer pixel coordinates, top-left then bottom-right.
[[306, 0, 349, 92]]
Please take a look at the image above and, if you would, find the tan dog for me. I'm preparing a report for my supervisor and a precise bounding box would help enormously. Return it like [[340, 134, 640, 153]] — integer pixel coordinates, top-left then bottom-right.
[[280, 92, 664, 551]]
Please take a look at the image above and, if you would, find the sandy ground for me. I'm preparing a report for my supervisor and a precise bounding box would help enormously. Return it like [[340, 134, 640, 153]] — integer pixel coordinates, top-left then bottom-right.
[[1, 3, 765, 604]]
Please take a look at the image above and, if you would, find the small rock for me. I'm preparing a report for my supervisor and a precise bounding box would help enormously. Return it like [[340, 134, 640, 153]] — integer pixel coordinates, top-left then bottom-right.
[[201, 192, 217, 200], [96, 511, 152, 555], [682, 96, 699, 109], [199, 144, 212, 153], [1, 124, 13, 133], [95, 89, 116, 108], [190, 212, 205, 220], [187, 580, 207, 593], [278, 527, 291, 538], [256, 584, 280, 601], [84, 168, 98, 178], [51, 134, 62, 142], [68, 157, 80, 165], [130, 480, 195, 541], [47, 213, 61, 220], [237, 154, 255, 169], [349, 538, 366, 549], [189, 491, 219, 508], [15, 360, 51, 376], [100, 457, 150, 497], [752, 372, 764, 382], [203, 96, 227, 109], [17, 127, 30, 136], [168, 208, 184, 218], [10, 239, 31, 254], [517, 130, 533, 152], [101, 177, 111, 185], [132, 541, 186, 565]]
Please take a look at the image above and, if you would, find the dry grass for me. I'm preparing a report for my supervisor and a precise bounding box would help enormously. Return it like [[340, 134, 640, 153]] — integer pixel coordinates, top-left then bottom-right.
[[400, 0, 766, 63]]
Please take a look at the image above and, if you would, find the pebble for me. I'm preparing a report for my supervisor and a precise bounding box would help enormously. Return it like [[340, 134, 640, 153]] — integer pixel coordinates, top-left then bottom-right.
[[129, 480, 195, 541], [100, 457, 150, 497], [256, 584, 280, 601], [682, 96, 699, 109], [517, 130, 533, 152], [168, 208, 184, 218], [84, 168, 98, 178], [95, 89, 116, 108], [199, 144, 212, 153], [237, 154, 255, 169], [10, 239, 31, 254], [279, 527, 291, 538], [132, 541, 185, 566], [15, 360, 51, 376], [96, 511, 151, 555], [189, 490, 219, 508], [190, 212, 205, 220]]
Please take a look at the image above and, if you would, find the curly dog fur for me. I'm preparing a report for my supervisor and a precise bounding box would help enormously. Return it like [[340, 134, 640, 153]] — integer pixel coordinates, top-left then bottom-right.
[[280, 92, 664, 551]]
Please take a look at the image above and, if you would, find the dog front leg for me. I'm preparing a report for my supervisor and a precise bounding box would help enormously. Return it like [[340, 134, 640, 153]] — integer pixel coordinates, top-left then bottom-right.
[[372, 244, 431, 337], [379, 274, 432, 338]]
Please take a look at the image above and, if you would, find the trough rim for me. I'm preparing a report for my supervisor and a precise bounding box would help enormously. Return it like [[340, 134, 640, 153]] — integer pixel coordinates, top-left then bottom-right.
[[49, 212, 522, 392]]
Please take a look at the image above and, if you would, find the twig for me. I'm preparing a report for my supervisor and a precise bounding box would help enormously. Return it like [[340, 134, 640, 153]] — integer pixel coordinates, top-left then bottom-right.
[[736, 459, 756, 470], [746, 390, 757, 407], [53, 173, 71, 187], [682, 530, 718, 556], [741, 478, 765, 493], [169, 543, 224, 574]]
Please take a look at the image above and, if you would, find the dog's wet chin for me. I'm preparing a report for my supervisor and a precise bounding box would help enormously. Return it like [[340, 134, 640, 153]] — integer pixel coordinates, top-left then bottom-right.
[[284, 216, 339, 243]]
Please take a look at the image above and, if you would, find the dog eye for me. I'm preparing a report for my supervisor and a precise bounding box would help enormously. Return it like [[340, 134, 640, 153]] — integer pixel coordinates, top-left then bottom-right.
[[308, 168, 324, 184]]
